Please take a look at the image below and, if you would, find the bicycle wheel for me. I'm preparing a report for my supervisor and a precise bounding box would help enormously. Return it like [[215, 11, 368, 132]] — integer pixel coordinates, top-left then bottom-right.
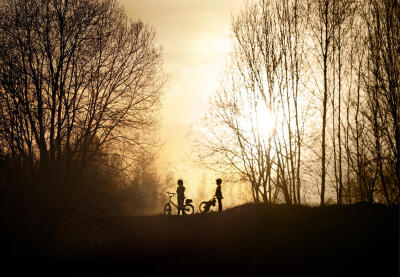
[[183, 204, 194, 215], [199, 201, 208, 214], [164, 203, 172, 215]]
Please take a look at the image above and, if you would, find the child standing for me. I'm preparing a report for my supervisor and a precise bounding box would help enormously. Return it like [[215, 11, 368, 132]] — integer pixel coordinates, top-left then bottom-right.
[[176, 179, 185, 215], [215, 178, 223, 212]]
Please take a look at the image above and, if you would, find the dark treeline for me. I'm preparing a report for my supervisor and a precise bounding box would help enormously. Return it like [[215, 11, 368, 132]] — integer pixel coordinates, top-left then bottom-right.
[[196, 0, 400, 206], [0, 0, 165, 257]]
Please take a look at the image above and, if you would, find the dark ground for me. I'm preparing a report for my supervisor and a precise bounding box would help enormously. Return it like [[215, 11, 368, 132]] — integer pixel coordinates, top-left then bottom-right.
[[1, 203, 398, 276]]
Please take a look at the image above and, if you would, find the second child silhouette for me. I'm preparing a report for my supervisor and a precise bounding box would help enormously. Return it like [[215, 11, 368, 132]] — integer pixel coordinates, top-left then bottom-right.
[[215, 178, 223, 212], [176, 179, 185, 215]]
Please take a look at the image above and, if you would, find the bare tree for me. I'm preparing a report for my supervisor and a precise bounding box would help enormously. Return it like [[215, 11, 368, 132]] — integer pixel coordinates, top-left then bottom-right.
[[306, 0, 329, 206], [0, 0, 164, 255], [362, 0, 400, 203], [194, 0, 400, 208], [195, 0, 308, 205], [306, 0, 347, 206]]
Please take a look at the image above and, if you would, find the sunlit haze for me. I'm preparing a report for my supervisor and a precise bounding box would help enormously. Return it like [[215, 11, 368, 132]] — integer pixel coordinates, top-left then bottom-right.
[[120, 0, 243, 204]]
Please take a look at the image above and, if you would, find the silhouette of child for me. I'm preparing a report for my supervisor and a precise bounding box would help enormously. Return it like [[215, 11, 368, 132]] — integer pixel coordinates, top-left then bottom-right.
[[215, 178, 223, 212], [176, 179, 185, 215]]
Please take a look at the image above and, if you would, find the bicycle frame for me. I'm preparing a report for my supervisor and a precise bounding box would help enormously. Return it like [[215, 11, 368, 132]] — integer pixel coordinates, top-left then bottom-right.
[[199, 196, 216, 213], [166, 192, 187, 210], [164, 192, 194, 215], [167, 193, 180, 209]]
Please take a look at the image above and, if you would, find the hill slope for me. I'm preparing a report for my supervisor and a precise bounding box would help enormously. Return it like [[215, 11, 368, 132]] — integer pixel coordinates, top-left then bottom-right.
[[4, 203, 399, 276], [72, 203, 398, 276]]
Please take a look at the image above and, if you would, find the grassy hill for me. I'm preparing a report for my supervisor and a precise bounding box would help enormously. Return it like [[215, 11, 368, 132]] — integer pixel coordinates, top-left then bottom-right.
[[2, 203, 399, 276]]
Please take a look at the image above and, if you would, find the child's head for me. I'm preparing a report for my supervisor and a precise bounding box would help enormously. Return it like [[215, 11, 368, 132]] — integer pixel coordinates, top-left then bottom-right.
[[216, 178, 222, 185], [177, 179, 183, 186]]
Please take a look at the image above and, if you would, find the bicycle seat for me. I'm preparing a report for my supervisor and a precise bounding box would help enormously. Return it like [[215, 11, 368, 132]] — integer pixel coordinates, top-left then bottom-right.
[[185, 199, 192, 204]]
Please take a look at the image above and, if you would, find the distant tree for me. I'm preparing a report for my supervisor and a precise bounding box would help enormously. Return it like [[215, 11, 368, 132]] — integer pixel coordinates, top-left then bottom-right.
[[196, 0, 399, 207], [362, 0, 400, 203], [0, 0, 164, 256], [120, 153, 167, 216], [305, 0, 337, 206], [195, 0, 308, 205]]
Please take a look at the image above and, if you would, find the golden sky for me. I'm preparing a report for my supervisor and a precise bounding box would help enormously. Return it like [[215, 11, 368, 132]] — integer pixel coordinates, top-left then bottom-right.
[[119, 0, 243, 203]]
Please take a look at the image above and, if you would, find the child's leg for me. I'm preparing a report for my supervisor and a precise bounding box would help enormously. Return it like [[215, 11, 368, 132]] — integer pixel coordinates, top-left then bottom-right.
[[178, 198, 183, 215], [218, 198, 222, 212]]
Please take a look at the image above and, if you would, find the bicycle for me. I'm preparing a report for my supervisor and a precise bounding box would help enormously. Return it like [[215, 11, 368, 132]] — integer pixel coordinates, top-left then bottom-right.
[[198, 196, 216, 214], [164, 192, 194, 215]]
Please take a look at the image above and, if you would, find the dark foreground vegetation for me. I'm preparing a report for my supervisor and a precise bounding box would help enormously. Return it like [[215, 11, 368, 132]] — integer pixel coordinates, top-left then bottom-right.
[[1, 203, 397, 276]]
